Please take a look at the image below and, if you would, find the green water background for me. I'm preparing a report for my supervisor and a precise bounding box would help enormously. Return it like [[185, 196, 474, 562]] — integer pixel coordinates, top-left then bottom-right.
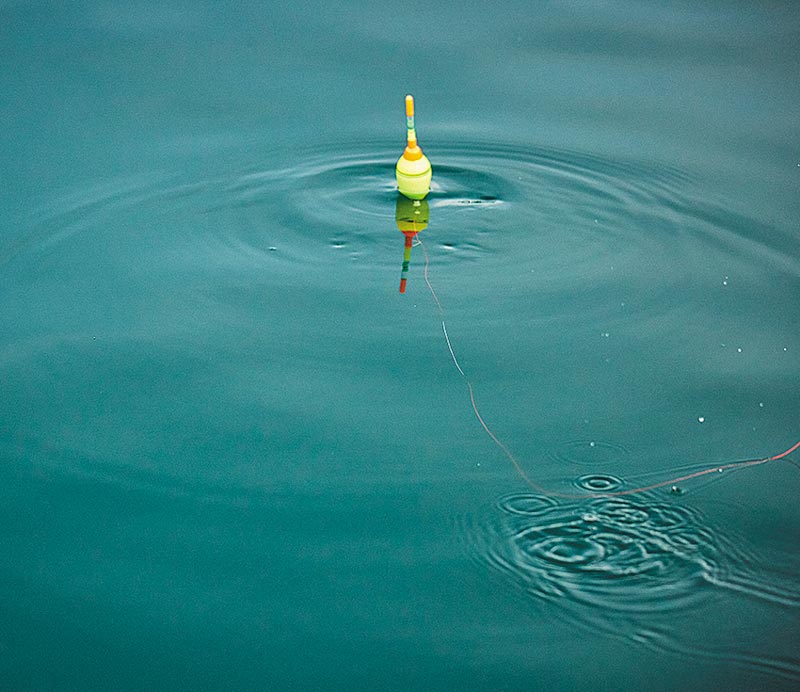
[[1, 2, 799, 690]]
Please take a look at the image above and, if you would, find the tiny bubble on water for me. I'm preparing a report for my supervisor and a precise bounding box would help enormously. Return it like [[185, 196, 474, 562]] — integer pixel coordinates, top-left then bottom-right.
[[698, 416, 705, 423], [589, 441, 596, 447], [737, 348, 742, 353]]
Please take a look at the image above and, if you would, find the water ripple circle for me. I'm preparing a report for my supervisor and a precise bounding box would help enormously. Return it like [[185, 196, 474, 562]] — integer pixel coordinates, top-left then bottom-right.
[[573, 473, 624, 492], [550, 439, 629, 467], [482, 495, 718, 614], [188, 141, 697, 280], [11, 140, 795, 300], [497, 493, 560, 516]]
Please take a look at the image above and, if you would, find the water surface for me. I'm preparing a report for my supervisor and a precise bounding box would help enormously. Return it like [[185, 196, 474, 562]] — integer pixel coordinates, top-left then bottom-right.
[[1, 2, 799, 690]]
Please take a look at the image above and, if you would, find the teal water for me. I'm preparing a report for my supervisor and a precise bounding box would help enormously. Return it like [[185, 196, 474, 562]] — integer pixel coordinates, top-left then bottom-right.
[[2, 2, 799, 690]]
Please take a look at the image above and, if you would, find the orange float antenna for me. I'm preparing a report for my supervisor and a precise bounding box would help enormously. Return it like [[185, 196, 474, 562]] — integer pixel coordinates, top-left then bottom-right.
[[396, 94, 432, 199]]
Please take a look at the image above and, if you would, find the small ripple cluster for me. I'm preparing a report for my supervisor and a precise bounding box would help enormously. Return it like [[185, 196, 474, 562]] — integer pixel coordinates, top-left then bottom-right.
[[488, 493, 717, 613]]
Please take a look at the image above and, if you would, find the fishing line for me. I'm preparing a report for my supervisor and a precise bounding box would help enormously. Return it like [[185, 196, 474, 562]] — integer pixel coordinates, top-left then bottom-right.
[[416, 237, 798, 499]]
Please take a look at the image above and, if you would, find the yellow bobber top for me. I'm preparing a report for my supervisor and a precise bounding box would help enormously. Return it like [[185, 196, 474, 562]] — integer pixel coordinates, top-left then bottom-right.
[[396, 95, 432, 200]]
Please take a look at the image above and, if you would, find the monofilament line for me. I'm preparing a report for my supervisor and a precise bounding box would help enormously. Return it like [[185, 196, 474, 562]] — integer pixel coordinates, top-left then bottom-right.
[[441, 323, 466, 377], [415, 236, 798, 499]]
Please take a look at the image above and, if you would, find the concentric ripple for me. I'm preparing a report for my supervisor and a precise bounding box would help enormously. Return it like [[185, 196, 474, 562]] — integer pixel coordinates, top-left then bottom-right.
[[467, 492, 800, 648], [573, 473, 624, 492], [483, 494, 717, 614], [465, 490, 800, 682], [9, 139, 793, 307], [550, 440, 629, 467], [497, 493, 560, 516], [264, 141, 698, 285]]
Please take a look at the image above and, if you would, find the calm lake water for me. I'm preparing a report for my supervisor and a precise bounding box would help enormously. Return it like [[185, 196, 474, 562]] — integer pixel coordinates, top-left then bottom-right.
[[2, 2, 799, 690]]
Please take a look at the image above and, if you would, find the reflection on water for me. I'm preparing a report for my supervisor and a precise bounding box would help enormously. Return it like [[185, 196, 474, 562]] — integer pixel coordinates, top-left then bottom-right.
[[395, 196, 429, 294]]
